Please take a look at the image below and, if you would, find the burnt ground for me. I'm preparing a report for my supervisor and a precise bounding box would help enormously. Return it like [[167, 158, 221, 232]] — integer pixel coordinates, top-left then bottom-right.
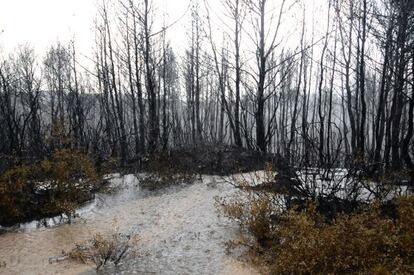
[[140, 144, 277, 175]]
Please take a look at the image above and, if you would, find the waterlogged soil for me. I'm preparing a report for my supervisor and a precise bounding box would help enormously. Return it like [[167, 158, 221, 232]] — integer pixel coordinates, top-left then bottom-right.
[[0, 174, 258, 275]]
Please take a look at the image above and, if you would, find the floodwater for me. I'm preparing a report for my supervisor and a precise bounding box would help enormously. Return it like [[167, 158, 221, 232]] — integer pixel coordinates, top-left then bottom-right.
[[0, 174, 258, 275]]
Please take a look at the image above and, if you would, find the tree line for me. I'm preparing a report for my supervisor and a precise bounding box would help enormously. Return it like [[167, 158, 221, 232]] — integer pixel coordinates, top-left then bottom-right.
[[0, 0, 413, 176]]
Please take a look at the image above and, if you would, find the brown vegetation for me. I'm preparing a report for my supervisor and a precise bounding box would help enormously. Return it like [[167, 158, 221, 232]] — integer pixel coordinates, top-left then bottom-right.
[[0, 149, 102, 226], [69, 232, 138, 270], [142, 145, 275, 175], [138, 152, 198, 190], [218, 168, 414, 274]]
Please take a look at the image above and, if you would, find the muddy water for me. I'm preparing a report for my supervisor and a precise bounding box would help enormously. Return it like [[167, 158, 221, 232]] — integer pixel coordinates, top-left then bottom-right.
[[0, 174, 258, 275]]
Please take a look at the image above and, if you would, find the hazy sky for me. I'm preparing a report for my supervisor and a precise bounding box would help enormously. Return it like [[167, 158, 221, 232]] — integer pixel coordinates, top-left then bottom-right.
[[0, 0, 189, 57], [0, 0, 93, 55], [0, 0, 325, 64]]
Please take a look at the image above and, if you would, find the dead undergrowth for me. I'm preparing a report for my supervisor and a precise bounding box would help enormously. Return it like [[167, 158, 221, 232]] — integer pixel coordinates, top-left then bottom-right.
[[217, 165, 414, 274]]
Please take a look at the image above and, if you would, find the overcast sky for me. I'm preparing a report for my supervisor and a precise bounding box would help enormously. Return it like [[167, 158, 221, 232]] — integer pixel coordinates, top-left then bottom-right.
[[0, 0, 190, 57], [0, 0, 93, 55], [0, 0, 326, 65]]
